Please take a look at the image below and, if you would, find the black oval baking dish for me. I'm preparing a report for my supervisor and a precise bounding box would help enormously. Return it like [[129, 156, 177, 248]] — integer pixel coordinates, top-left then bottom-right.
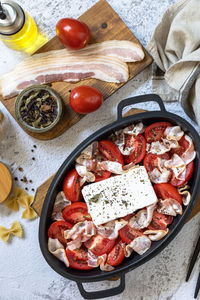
[[39, 94, 200, 299]]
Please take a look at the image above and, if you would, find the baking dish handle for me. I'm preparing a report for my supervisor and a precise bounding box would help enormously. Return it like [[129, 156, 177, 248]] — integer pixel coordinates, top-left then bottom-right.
[[117, 94, 166, 120], [76, 274, 125, 299]]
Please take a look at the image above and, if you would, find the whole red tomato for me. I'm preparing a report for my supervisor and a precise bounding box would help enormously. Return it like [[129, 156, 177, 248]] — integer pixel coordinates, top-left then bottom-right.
[[69, 86, 103, 114], [56, 18, 90, 49]]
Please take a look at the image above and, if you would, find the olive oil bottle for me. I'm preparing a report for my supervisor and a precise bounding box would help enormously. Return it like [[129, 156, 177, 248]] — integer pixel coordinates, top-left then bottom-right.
[[0, 0, 47, 54]]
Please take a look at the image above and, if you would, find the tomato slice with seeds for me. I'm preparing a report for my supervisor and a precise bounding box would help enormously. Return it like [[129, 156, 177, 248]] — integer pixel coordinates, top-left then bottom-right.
[[98, 140, 124, 165], [48, 220, 73, 246], [145, 122, 172, 143], [171, 161, 194, 187], [62, 202, 91, 224], [107, 239, 125, 266], [63, 169, 82, 202], [148, 211, 173, 230], [66, 248, 94, 270], [143, 153, 170, 173], [84, 234, 115, 256], [119, 224, 143, 244], [154, 183, 182, 205], [94, 153, 111, 182], [124, 134, 146, 164]]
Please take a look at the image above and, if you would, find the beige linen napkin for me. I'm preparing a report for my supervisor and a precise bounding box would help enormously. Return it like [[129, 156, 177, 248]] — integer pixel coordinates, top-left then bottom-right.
[[147, 0, 200, 125]]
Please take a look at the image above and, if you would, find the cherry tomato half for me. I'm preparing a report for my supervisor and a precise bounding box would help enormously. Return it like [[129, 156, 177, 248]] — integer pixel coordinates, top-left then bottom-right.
[[154, 183, 183, 205], [48, 220, 73, 246], [84, 234, 115, 256], [56, 18, 90, 49], [63, 169, 82, 203], [70, 86, 103, 114], [66, 248, 93, 270], [171, 161, 194, 187], [98, 140, 124, 165], [124, 134, 146, 164], [148, 211, 173, 230], [62, 202, 91, 224], [145, 122, 172, 143], [107, 239, 125, 266]]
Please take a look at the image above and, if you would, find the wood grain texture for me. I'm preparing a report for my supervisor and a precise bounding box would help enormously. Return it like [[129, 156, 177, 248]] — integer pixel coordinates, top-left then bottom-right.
[[31, 107, 200, 222], [0, 0, 152, 140], [0, 162, 12, 203]]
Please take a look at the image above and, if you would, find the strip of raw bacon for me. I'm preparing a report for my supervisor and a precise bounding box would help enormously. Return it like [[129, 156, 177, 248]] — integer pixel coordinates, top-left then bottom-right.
[[0, 55, 128, 99], [164, 126, 184, 141], [52, 191, 71, 221], [157, 198, 183, 216], [129, 203, 156, 229], [48, 238, 69, 267], [143, 229, 169, 241], [178, 185, 191, 206], [88, 250, 114, 271], [125, 235, 151, 257], [181, 135, 196, 165], [64, 221, 96, 241], [64, 40, 145, 62], [96, 219, 127, 239]]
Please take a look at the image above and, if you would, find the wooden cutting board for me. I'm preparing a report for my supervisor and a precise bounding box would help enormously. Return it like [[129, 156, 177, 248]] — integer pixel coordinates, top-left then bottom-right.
[[0, 0, 152, 141], [31, 108, 200, 222]]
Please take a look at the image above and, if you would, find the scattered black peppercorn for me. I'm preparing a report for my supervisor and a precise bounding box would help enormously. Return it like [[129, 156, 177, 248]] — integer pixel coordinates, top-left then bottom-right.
[[14, 177, 18, 181], [23, 176, 28, 183], [33, 145, 37, 148], [31, 149, 34, 152], [32, 157, 35, 161], [32, 188, 35, 192], [25, 187, 28, 191], [29, 180, 33, 183]]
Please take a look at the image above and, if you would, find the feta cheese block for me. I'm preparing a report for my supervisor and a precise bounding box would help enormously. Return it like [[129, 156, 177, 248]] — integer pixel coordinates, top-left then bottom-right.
[[82, 166, 158, 226]]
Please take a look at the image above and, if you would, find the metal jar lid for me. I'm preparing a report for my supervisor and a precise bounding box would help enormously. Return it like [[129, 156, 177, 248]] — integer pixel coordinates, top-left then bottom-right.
[[0, 0, 25, 35]]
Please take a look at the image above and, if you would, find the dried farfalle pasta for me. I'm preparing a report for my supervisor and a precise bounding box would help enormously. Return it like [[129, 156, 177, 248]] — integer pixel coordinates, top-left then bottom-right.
[[17, 194, 37, 219], [4, 187, 27, 211], [0, 220, 23, 242]]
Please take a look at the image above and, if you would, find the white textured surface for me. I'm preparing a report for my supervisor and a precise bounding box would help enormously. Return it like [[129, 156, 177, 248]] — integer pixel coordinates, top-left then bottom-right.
[[0, 0, 200, 299]]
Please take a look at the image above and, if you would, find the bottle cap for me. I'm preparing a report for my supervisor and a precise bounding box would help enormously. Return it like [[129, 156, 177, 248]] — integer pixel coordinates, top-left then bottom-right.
[[0, 0, 25, 35]]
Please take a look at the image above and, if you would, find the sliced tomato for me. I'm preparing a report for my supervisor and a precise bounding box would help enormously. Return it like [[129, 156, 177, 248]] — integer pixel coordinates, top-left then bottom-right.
[[154, 183, 183, 205], [62, 202, 91, 224], [94, 153, 111, 182], [148, 211, 173, 230], [48, 220, 73, 246], [145, 122, 172, 143], [124, 134, 146, 164], [84, 234, 115, 256], [143, 153, 170, 173], [107, 239, 125, 266], [66, 247, 93, 270], [63, 169, 82, 202], [119, 224, 143, 244], [171, 161, 194, 187], [98, 140, 124, 165]]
